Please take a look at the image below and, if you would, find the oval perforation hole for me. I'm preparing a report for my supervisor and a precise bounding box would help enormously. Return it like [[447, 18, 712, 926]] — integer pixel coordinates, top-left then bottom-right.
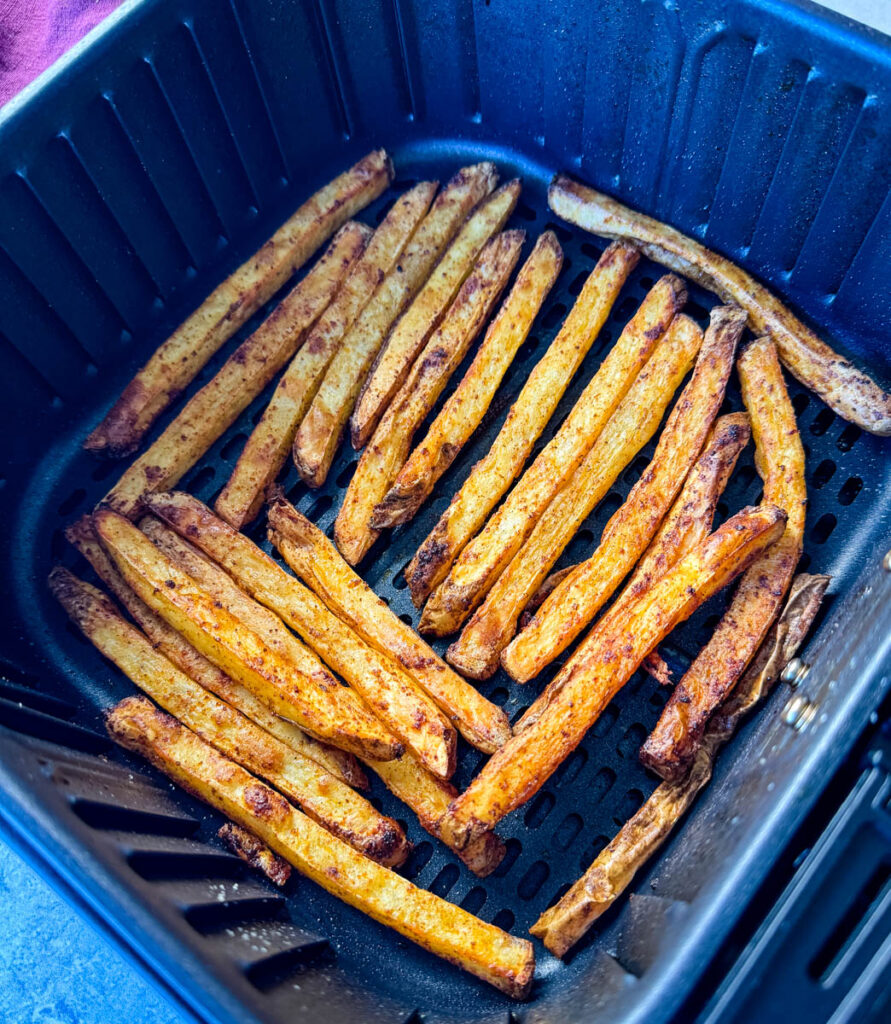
[[490, 687, 509, 707], [492, 838, 521, 878], [617, 723, 647, 758], [810, 409, 835, 436], [403, 841, 433, 880], [336, 461, 358, 488], [552, 813, 583, 851], [515, 201, 537, 223], [91, 460, 118, 483], [615, 296, 638, 321], [837, 477, 862, 506], [491, 908, 515, 930], [579, 835, 610, 871], [220, 432, 248, 462], [542, 302, 567, 330], [836, 424, 861, 452], [524, 791, 555, 829], [184, 465, 216, 494], [568, 270, 588, 296], [685, 299, 710, 322], [792, 392, 810, 416], [812, 459, 836, 489], [591, 705, 619, 738], [306, 494, 333, 522], [614, 788, 645, 825], [460, 887, 487, 914], [517, 860, 550, 901], [398, 612, 413, 626], [588, 766, 616, 804], [544, 221, 572, 244], [597, 491, 624, 521], [581, 241, 602, 260], [429, 863, 460, 897], [58, 487, 87, 516], [811, 513, 837, 544], [555, 747, 587, 785]]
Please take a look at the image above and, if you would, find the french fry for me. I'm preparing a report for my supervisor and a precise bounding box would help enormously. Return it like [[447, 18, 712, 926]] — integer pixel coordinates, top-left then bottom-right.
[[503, 306, 746, 681], [265, 495, 511, 754], [49, 568, 408, 866], [640, 336, 808, 780], [65, 514, 366, 789], [406, 242, 640, 608], [292, 163, 499, 488], [372, 231, 563, 528], [218, 823, 292, 887], [141, 513, 456, 781], [531, 573, 829, 956], [438, 505, 787, 849], [549, 174, 891, 436], [215, 182, 438, 528], [85, 150, 393, 457], [419, 272, 686, 634], [93, 508, 401, 761], [107, 697, 535, 997], [350, 181, 522, 449], [446, 315, 703, 680], [336, 230, 525, 564], [104, 222, 370, 518]]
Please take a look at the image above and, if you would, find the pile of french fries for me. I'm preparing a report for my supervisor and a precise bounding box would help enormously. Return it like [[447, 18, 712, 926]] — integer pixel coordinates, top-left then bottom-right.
[[52, 147, 889, 992]]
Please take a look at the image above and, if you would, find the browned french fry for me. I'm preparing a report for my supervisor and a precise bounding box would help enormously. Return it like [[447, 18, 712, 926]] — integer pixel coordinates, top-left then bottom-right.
[[640, 336, 808, 780], [503, 306, 746, 681], [549, 173, 891, 436], [106, 696, 535, 998], [373, 231, 563, 528], [406, 242, 640, 608], [350, 181, 522, 449], [49, 568, 408, 866], [292, 163, 499, 488], [215, 182, 438, 528], [218, 823, 292, 887], [104, 222, 370, 519], [531, 572, 829, 956], [438, 505, 787, 849], [336, 230, 525, 564], [84, 150, 393, 458], [93, 508, 401, 761], [265, 495, 511, 753], [446, 315, 703, 680], [419, 272, 686, 635], [65, 514, 366, 789]]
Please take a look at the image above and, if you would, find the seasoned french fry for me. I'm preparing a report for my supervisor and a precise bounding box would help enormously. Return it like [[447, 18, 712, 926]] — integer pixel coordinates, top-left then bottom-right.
[[49, 568, 408, 865], [503, 306, 746, 681], [104, 222, 370, 519], [336, 230, 525, 564], [419, 272, 686, 634], [640, 336, 808, 780], [215, 182, 438, 528], [531, 573, 829, 956], [446, 315, 703, 680], [373, 232, 563, 528], [549, 174, 891, 436], [65, 514, 366, 789], [265, 495, 511, 754], [406, 242, 640, 608], [438, 505, 787, 849], [85, 150, 393, 457], [293, 163, 499, 488], [350, 181, 522, 449], [93, 508, 401, 761], [218, 823, 292, 887], [106, 697, 535, 998]]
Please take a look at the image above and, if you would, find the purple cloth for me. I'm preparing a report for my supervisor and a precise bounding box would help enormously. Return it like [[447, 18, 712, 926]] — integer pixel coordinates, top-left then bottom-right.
[[0, 0, 121, 106]]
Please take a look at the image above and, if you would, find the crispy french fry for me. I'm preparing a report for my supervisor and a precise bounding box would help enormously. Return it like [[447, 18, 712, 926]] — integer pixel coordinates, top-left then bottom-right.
[[438, 505, 787, 849], [549, 174, 891, 436], [85, 150, 393, 458], [106, 697, 535, 997], [350, 181, 522, 449], [336, 230, 525, 564], [65, 514, 366, 789], [407, 242, 640, 608], [373, 232, 563, 528], [446, 315, 703, 680], [50, 568, 408, 865], [420, 272, 686, 635], [104, 222, 370, 519], [215, 182, 438, 528], [93, 508, 401, 761], [503, 306, 746, 681], [293, 164, 500, 489], [640, 336, 808, 780], [531, 572, 829, 956], [218, 823, 292, 887], [264, 495, 511, 754]]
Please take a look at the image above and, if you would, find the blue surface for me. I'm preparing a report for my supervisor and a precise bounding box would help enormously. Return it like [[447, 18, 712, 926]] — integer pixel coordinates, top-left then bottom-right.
[[0, 840, 181, 1024]]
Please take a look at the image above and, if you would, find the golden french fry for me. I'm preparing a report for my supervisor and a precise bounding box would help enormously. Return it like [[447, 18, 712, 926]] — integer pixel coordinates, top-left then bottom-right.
[[50, 568, 408, 866], [438, 505, 787, 849], [549, 173, 891, 436], [218, 823, 292, 887], [640, 336, 808, 780], [336, 230, 525, 564], [106, 696, 535, 998], [350, 180, 522, 449], [293, 163, 499, 488], [215, 182, 438, 528], [373, 231, 563, 528], [420, 272, 686, 636], [503, 305, 746, 681], [84, 150, 393, 457], [446, 314, 703, 680]]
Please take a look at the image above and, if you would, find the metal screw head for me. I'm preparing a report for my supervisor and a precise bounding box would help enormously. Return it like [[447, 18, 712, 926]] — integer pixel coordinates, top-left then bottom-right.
[[781, 657, 810, 688], [782, 694, 818, 732]]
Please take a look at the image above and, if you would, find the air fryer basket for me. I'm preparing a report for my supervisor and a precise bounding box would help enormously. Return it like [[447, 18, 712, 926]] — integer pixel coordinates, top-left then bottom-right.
[[1, 1, 889, 1022]]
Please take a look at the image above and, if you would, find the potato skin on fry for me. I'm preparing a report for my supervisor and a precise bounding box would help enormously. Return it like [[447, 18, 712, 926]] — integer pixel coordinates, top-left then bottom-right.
[[218, 823, 292, 887]]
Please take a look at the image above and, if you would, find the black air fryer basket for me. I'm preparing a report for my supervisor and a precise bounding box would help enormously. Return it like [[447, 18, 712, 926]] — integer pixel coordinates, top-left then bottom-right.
[[1, 1, 890, 1022]]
